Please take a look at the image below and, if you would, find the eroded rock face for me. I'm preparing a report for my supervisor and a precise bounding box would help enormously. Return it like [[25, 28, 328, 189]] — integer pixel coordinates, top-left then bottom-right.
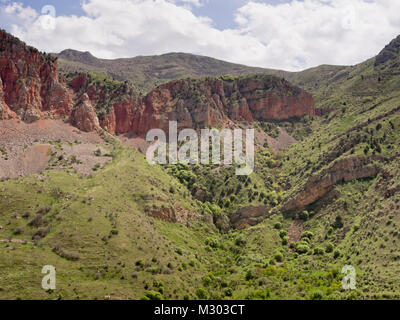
[[0, 76, 16, 119], [132, 76, 315, 135], [70, 94, 100, 132], [230, 205, 271, 229], [213, 214, 231, 232], [145, 204, 212, 226], [0, 30, 73, 122], [282, 156, 382, 215]]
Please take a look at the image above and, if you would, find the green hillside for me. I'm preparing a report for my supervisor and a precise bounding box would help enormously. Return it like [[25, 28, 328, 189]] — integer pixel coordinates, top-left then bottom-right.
[[1, 36, 400, 300]]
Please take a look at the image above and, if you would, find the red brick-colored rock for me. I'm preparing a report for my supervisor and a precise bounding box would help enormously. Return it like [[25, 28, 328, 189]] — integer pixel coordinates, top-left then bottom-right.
[[0, 30, 73, 122], [0, 30, 315, 135]]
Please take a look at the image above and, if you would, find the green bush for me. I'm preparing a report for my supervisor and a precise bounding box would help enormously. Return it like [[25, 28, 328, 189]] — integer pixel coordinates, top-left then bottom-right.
[[274, 222, 282, 230], [245, 269, 256, 281], [301, 231, 314, 240], [235, 236, 247, 247], [281, 236, 289, 246], [299, 210, 309, 221], [144, 290, 162, 300], [333, 250, 342, 259], [325, 242, 334, 253], [279, 230, 288, 239], [196, 288, 208, 299], [224, 288, 233, 297], [135, 259, 145, 267], [274, 252, 284, 262], [296, 243, 310, 254], [313, 247, 324, 255], [310, 290, 324, 300]]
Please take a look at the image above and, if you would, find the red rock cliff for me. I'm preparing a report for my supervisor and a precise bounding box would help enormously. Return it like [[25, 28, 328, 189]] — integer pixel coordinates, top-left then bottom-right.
[[0, 30, 73, 122], [0, 30, 315, 134], [130, 76, 315, 135]]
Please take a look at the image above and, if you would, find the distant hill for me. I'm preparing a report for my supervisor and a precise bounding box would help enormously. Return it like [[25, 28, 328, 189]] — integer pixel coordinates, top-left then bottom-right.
[[55, 49, 353, 101], [55, 49, 289, 93]]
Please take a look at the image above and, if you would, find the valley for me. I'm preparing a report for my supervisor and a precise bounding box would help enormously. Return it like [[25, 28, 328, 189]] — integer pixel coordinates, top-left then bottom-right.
[[1, 29, 400, 300]]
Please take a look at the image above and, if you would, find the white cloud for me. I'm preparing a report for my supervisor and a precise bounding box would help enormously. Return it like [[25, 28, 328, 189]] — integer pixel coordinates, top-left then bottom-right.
[[235, 0, 400, 70], [1, 0, 400, 71]]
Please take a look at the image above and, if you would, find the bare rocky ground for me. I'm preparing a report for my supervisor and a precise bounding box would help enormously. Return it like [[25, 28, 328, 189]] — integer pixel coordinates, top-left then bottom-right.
[[255, 127, 296, 152], [0, 119, 111, 178]]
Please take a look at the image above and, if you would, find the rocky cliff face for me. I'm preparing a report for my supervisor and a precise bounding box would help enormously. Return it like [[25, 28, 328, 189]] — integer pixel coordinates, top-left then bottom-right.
[[281, 156, 382, 215], [132, 76, 315, 135], [0, 30, 315, 134], [0, 30, 73, 122]]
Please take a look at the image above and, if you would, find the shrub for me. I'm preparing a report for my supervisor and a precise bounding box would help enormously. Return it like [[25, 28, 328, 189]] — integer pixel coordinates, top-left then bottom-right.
[[296, 243, 310, 254], [325, 242, 334, 253], [52, 245, 80, 261], [281, 236, 289, 246], [310, 290, 324, 300], [205, 238, 219, 249], [254, 289, 267, 300], [224, 288, 233, 297], [274, 222, 282, 230], [33, 226, 51, 240], [196, 288, 208, 299], [144, 290, 162, 300], [136, 259, 145, 267], [299, 210, 309, 221], [235, 236, 246, 247], [333, 250, 342, 259], [333, 216, 344, 229], [313, 247, 324, 255], [203, 276, 213, 286], [301, 231, 314, 240], [12, 226, 23, 235], [245, 269, 256, 281], [22, 211, 31, 219], [274, 252, 284, 262], [279, 230, 288, 239]]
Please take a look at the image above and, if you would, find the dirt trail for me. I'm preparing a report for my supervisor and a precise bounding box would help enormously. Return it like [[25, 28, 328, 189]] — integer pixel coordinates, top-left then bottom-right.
[[288, 220, 305, 243]]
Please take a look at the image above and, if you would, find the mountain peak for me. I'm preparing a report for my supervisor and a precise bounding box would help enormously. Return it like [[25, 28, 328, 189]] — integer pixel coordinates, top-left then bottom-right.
[[375, 34, 400, 67], [57, 49, 98, 65]]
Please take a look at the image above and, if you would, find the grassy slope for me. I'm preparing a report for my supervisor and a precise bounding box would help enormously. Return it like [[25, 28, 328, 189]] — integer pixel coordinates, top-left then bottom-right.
[[2, 40, 400, 300]]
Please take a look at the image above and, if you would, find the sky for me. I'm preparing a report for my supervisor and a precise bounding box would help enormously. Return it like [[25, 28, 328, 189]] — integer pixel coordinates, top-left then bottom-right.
[[1, 0, 400, 71]]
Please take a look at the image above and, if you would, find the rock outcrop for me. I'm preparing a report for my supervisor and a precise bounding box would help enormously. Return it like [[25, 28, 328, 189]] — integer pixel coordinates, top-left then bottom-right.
[[0, 30, 73, 122], [0, 30, 316, 135], [281, 156, 382, 215], [132, 76, 315, 135], [0, 76, 16, 119], [144, 204, 212, 226], [230, 205, 271, 229], [70, 93, 100, 132]]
